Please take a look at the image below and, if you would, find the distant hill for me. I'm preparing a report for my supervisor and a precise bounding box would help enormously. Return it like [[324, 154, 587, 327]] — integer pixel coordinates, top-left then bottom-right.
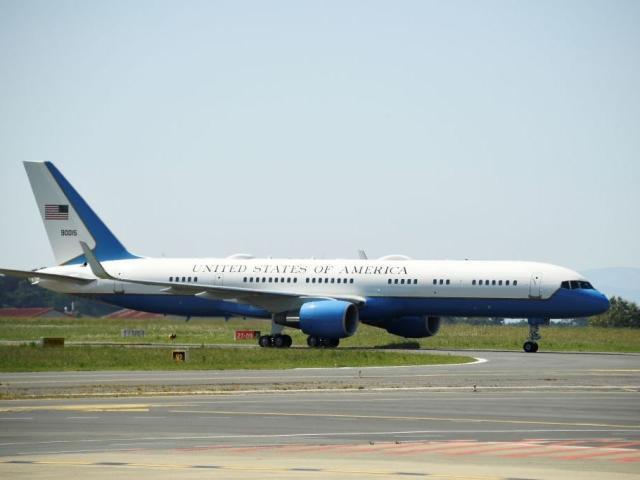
[[581, 267, 640, 305]]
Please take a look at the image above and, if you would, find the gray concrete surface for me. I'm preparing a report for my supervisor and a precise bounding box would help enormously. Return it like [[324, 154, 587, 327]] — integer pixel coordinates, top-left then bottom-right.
[[1, 349, 639, 397], [1, 350, 639, 478]]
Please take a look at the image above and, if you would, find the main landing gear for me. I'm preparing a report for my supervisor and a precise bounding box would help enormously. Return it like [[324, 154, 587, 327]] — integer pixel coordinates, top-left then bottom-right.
[[258, 314, 293, 348], [258, 334, 292, 348], [523, 318, 549, 353], [306, 336, 339, 348]]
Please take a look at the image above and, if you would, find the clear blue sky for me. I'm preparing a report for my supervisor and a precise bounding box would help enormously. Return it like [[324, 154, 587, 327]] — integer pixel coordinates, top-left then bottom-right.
[[1, 0, 638, 271]]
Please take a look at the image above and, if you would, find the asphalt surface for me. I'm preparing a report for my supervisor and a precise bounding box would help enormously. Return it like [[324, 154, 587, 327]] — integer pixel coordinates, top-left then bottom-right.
[[1, 349, 639, 396], [1, 350, 639, 479]]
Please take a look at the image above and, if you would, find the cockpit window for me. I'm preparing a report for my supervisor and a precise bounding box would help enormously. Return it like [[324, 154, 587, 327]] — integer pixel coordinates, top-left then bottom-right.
[[561, 280, 594, 290]]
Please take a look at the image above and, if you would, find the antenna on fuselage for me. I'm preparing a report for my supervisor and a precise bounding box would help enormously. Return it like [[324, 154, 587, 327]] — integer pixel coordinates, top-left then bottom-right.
[[358, 250, 368, 260]]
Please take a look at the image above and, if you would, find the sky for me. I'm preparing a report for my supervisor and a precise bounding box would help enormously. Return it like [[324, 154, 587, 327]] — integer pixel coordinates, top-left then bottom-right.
[[0, 0, 638, 271]]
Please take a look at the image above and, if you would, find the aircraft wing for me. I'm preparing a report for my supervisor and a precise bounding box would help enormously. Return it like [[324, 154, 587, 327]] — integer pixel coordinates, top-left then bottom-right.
[[79, 242, 365, 313], [0, 268, 95, 285]]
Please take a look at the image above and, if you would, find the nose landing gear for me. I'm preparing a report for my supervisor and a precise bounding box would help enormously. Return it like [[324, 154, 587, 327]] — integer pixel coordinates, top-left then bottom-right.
[[523, 318, 548, 353]]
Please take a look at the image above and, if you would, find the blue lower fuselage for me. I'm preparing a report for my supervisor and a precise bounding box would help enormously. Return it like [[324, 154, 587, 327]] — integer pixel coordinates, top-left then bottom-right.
[[84, 287, 608, 320]]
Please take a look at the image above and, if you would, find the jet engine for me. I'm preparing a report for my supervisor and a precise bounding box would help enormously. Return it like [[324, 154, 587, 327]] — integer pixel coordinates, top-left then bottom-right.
[[299, 300, 359, 339], [383, 316, 441, 338]]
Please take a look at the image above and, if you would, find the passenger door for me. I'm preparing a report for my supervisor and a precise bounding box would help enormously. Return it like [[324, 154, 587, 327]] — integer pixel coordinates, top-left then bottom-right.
[[529, 272, 543, 298]]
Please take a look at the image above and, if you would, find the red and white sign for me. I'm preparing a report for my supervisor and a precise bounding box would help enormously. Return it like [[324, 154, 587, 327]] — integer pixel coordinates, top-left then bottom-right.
[[234, 330, 260, 340]]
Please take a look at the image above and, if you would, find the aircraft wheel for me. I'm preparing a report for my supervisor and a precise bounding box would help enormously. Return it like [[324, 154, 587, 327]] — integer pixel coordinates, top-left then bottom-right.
[[259, 335, 273, 348], [532, 342, 539, 353], [326, 338, 339, 348], [283, 335, 293, 348], [273, 335, 286, 348], [523, 341, 538, 353], [307, 335, 320, 348]]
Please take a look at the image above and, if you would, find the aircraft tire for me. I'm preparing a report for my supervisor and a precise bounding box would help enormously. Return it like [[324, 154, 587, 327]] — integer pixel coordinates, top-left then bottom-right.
[[259, 335, 273, 348], [307, 335, 320, 348], [325, 338, 339, 348], [274, 335, 292, 348], [523, 341, 538, 353]]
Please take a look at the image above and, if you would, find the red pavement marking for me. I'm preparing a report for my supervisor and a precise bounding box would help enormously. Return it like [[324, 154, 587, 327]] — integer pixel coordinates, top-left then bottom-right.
[[615, 453, 640, 463], [391, 441, 481, 456], [557, 442, 640, 460], [499, 440, 591, 458], [445, 442, 545, 456]]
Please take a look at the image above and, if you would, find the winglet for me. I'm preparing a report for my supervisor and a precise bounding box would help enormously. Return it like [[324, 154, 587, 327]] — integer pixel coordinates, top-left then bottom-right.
[[80, 241, 115, 280]]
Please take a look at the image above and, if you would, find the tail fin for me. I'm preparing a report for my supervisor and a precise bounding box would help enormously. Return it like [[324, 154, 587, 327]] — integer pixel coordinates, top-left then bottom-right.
[[23, 161, 138, 265]]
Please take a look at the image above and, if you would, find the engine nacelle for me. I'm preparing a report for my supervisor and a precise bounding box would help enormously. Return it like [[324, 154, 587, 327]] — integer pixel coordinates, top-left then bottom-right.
[[384, 316, 441, 338], [299, 300, 359, 338]]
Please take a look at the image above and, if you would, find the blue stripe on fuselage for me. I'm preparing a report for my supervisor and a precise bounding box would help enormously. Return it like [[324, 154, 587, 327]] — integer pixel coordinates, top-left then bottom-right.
[[86, 287, 608, 320]]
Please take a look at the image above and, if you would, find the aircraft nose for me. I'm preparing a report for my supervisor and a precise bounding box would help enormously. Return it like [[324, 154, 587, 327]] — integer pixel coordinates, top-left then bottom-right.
[[584, 290, 610, 315], [595, 291, 610, 314]]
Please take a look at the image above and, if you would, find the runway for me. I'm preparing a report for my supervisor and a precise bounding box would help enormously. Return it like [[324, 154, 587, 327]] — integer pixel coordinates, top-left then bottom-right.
[[1, 349, 639, 396], [1, 350, 639, 479]]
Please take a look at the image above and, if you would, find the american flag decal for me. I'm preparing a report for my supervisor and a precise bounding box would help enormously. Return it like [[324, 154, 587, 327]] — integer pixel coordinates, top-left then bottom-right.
[[44, 204, 69, 220]]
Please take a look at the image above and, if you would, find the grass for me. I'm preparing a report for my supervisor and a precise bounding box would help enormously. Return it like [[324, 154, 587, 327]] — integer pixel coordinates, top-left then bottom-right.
[[0, 317, 639, 352], [0, 345, 471, 372]]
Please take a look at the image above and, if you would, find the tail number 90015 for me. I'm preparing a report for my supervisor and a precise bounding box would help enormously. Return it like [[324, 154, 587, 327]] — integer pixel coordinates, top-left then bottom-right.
[[60, 229, 77, 236]]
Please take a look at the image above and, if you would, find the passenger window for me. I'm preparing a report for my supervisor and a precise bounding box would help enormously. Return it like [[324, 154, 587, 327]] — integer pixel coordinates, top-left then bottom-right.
[[513, 280, 517, 286], [478, 280, 483, 285], [492, 280, 496, 285], [337, 278, 341, 284], [312, 278, 316, 283], [275, 278, 279, 283], [388, 279, 392, 284], [182, 277, 186, 282], [294, 278, 297, 283], [194, 277, 198, 282], [432, 279, 437, 285], [188, 277, 192, 282], [325, 278, 329, 283], [401, 279, 405, 284], [350, 279, 354, 284], [243, 277, 247, 282], [472, 280, 476, 285], [446, 279, 450, 285], [306, 278, 309, 283], [505, 280, 509, 286], [413, 279, 418, 285], [269, 277, 273, 283], [331, 278, 335, 284], [498, 280, 502, 286], [394, 279, 399, 284], [439, 279, 443, 285], [169, 277, 173, 282], [287, 278, 291, 283]]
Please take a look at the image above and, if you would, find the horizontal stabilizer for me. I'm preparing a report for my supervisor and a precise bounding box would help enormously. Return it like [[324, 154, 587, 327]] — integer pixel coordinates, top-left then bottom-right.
[[0, 268, 94, 284]]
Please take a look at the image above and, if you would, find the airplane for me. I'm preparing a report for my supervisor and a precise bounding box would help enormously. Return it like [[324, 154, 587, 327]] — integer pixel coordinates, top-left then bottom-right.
[[0, 162, 610, 352]]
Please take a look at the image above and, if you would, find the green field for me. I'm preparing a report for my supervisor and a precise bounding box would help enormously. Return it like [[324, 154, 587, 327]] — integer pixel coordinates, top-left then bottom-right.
[[0, 317, 639, 352], [0, 346, 471, 372]]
